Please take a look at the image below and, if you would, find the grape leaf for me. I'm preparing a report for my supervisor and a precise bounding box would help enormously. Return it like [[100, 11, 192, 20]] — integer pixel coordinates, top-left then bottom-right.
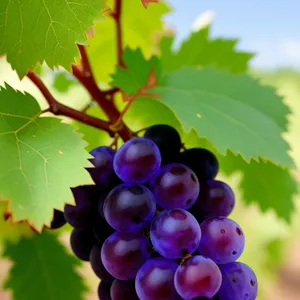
[[111, 48, 161, 95], [151, 66, 293, 166], [88, 0, 170, 82], [0, 84, 93, 231], [52, 72, 77, 93], [220, 152, 297, 222], [141, 0, 159, 8], [0, 0, 105, 78], [159, 26, 254, 73], [3, 231, 87, 300]]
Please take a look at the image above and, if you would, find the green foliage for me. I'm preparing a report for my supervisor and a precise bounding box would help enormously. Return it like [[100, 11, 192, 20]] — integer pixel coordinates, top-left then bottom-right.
[[0, 84, 93, 231], [151, 66, 292, 166], [0, 0, 105, 78], [159, 26, 254, 73], [52, 72, 77, 93], [3, 231, 87, 300]]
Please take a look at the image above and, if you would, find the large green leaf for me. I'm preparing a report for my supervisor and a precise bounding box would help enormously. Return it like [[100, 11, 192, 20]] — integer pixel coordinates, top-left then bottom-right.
[[88, 0, 170, 83], [3, 232, 87, 300], [151, 66, 292, 166], [0, 0, 105, 78], [159, 26, 254, 73], [0, 84, 93, 231]]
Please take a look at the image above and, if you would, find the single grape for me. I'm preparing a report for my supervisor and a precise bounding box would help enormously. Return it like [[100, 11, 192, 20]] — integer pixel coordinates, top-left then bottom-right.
[[135, 257, 181, 300], [87, 146, 119, 189], [49, 209, 66, 229], [144, 124, 181, 163], [150, 209, 201, 259], [90, 245, 115, 283], [64, 186, 93, 228], [101, 232, 151, 280], [190, 180, 235, 219], [174, 255, 222, 299], [198, 217, 245, 264], [151, 163, 199, 209], [70, 227, 95, 261], [110, 279, 139, 300], [92, 217, 114, 247], [218, 262, 258, 300], [98, 281, 112, 300], [113, 137, 161, 184], [104, 184, 156, 233], [179, 148, 219, 181]]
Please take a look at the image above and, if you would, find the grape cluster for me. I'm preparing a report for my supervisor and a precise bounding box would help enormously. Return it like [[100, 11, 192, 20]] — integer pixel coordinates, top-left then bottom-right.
[[52, 124, 258, 300]]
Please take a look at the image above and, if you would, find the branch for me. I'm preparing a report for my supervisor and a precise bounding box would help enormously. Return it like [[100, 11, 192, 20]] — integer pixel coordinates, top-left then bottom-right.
[[111, 0, 125, 67], [27, 72, 115, 136]]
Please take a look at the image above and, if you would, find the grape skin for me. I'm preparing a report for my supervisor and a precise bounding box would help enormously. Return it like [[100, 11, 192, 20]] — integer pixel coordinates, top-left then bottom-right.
[[218, 262, 258, 300], [113, 137, 161, 184], [198, 217, 245, 264], [150, 209, 201, 259], [70, 228, 95, 261], [101, 232, 151, 280], [135, 257, 181, 300], [97, 281, 112, 300], [110, 279, 139, 300], [103, 184, 156, 233], [174, 255, 222, 299], [151, 163, 200, 210]]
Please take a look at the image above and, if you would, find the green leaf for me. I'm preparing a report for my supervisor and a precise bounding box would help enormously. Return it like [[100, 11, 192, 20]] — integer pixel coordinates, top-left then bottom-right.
[[0, 0, 105, 78], [0, 84, 93, 231], [159, 26, 254, 73], [151, 66, 293, 166], [52, 72, 77, 93], [88, 0, 170, 82], [221, 152, 297, 222], [111, 48, 161, 95], [3, 232, 87, 300]]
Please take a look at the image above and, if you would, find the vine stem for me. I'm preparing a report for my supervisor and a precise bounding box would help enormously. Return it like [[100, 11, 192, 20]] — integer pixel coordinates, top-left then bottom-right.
[[27, 72, 115, 136]]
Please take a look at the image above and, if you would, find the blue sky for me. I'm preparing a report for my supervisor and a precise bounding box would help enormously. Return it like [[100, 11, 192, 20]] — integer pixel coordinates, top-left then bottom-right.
[[164, 0, 300, 68]]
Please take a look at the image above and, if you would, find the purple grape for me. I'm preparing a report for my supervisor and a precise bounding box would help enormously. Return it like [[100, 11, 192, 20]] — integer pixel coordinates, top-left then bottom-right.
[[110, 279, 139, 300], [135, 257, 181, 300], [198, 217, 245, 264], [104, 184, 156, 233], [174, 255, 222, 299], [101, 232, 151, 280], [113, 137, 161, 184], [179, 148, 219, 181], [70, 228, 95, 261], [64, 186, 93, 228], [49, 209, 66, 229], [90, 245, 114, 283], [150, 209, 201, 259], [190, 180, 235, 219], [88, 146, 118, 188], [218, 262, 258, 300], [151, 163, 200, 209], [98, 281, 112, 300], [92, 217, 114, 247]]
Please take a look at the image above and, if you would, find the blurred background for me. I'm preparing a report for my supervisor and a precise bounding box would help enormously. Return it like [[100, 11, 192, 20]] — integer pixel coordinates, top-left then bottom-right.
[[1, 1, 300, 299]]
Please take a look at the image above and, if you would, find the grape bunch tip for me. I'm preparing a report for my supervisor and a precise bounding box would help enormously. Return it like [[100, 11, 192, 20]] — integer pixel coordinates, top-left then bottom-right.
[[50, 123, 258, 300]]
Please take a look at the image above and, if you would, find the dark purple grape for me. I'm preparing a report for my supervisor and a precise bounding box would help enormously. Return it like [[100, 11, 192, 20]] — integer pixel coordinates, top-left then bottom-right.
[[198, 217, 245, 264], [88, 146, 119, 188], [92, 216, 114, 247], [110, 279, 139, 300], [190, 180, 235, 219], [179, 148, 219, 181], [90, 245, 114, 283], [218, 262, 258, 300], [49, 209, 66, 229], [64, 186, 93, 228], [70, 227, 95, 261], [104, 184, 156, 233], [144, 124, 181, 164], [135, 257, 181, 300], [101, 232, 151, 280], [98, 281, 112, 300], [150, 209, 201, 259], [113, 137, 161, 184], [151, 163, 199, 209], [174, 256, 222, 299]]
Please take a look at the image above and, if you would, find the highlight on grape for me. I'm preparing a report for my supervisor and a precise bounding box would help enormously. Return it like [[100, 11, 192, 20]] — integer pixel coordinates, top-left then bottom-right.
[[50, 123, 258, 300]]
